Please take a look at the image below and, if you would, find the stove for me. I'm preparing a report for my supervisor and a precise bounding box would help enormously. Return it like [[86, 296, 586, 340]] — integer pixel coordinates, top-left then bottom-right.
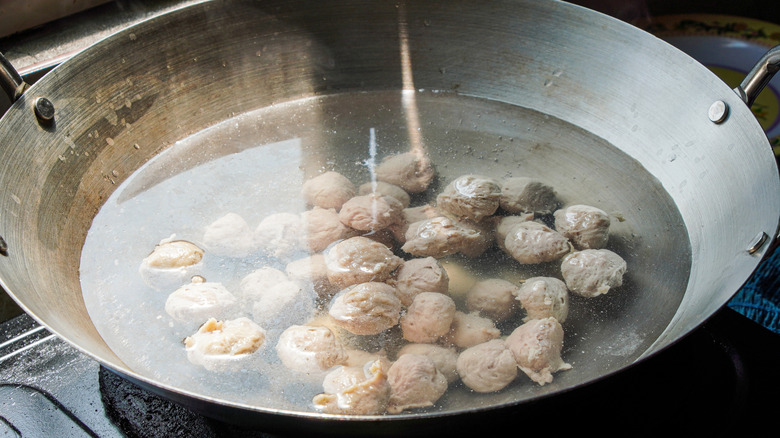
[[1, 1, 779, 436]]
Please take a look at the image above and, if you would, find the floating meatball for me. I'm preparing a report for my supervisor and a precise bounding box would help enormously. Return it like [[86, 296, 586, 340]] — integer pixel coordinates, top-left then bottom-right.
[[514, 277, 569, 323], [275, 325, 348, 374], [401, 216, 486, 259], [505, 317, 571, 385], [396, 343, 459, 383], [184, 317, 267, 372], [499, 177, 559, 214], [553, 204, 611, 250], [313, 358, 392, 415], [465, 278, 520, 322], [344, 348, 389, 368], [250, 280, 315, 329], [494, 214, 534, 251], [359, 181, 411, 208], [324, 236, 403, 289], [301, 171, 356, 210], [503, 220, 572, 264], [439, 260, 478, 302], [375, 151, 435, 193], [393, 257, 450, 307], [300, 207, 356, 253], [202, 212, 256, 258], [387, 354, 448, 413], [138, 237, 204, 291], [286, 254, 336, 297], [254, 212, 304, 260], [164, 279, 237, 324], [443, 311, 501, 349], [436, 175, 501, 222], [560, 249, 627, 298], [401, 292, 457, 344], [328, 282, 402, 335], [338, 193, 404, 232], [456, 339, 518, 393], [238, 266, 289, 303]]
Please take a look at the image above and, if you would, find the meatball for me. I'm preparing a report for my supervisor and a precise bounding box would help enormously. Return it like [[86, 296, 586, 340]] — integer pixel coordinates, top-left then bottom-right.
[[183, 317, 267, 372], [439, 260, 478, 302], [338, 193, 404, 232], [387, 354, 448, 413], [238, 266, 289, 303], [401, 216, 486, 259], [456, 339, 518, 393], [553, 204, 611, 250], [286, 254, 336, 297], [560, 249, 627, 298], [396, 343, 459, 383], [494, 214, 534, 251], [249, 279, 315, 329], [400, 292, 457, 343], [301, 171, 356, 210], [499, 177, 559, 214], [443, 311, 501, 349], [253, 212, 304, 260], [202, 212, 256, 258], [300, 207, 356, 253], [359, 181, 411, 208], [514, 276, 569, 323], [505, 317, 572, 385], [138, 237, 204, 291], [164, 279, 237, 324], [313, 358, 392, 415], [275, 325, 348, 374], [465, 278, 520, 322], [375, 151, 435, 193], [324, 236, 403, 289], [393, 257, 450, 307], [328, 282, 403, 335], [436, 175, 502, 222], [503, 220, 572, 264]]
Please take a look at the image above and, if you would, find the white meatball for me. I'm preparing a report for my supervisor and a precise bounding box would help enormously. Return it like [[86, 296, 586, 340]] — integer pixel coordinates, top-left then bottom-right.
[[560, 249, 627, 298], [456, 339, 518, 393], [514, 277, 569, 323], [393, 257, 450, 307], [300, 207, 356, 253], [183, 317, 267, 372], [253, 212, 304, 260], [443, 311, 501, 349], [401, 216, 487, 259], [338, 193, 404, 232], [324, 236, 403, 289], [387, 354, 448, 413], [301, 171, 356, 210], [286, 254, 337, 297], [238, 266, 289, 303], [164, 279, 237, 324], [313, 358, 392, 415], [249, 280, 315, 329], [375, 151, 435, 193], [436, 175, 501, 222], [400, 292, 457, 344], [328, 282, 402, 335], [503, 221, 572, 264], [396, 343, 459, 383], [553, 204, 610, 250], [505, 317, 571, 385], [202, 212, 256, 258], [359, 181, 411, 208], [138, 237, 204, 291], [494, 214, 534, 251], [499, 177, 559, 214], [465, 278, 520, 322], [275, 325, 348, 374]]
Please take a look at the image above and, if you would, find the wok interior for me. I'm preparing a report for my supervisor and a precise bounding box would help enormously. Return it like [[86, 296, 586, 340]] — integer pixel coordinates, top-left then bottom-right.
[[0, 0, 776, 424]]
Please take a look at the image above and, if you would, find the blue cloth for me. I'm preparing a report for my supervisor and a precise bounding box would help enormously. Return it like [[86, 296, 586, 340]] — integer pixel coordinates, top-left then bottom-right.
[[728, 244, 780, 334]]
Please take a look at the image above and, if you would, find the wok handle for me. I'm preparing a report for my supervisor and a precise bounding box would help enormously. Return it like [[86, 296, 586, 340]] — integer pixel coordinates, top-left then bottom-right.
[[0, 51, 29, 102], [733, 45, 780, 108]]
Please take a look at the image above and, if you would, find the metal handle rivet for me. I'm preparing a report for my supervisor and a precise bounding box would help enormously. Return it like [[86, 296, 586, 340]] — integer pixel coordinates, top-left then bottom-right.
[[34, 97, 55, 124], [747, 231, 768, 254], [708, 100, 729, 124]]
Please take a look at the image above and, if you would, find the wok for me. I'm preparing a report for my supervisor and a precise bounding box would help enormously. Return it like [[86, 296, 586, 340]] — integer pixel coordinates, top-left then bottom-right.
[[0, 0, 778, 435]]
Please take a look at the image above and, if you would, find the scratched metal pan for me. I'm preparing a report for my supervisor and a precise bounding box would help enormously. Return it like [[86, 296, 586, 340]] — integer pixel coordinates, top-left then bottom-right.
[[0, 0, 777, 435]]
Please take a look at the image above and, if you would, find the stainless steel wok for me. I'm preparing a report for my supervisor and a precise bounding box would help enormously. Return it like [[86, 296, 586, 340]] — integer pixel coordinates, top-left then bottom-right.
[[0, 0, 778, 435]]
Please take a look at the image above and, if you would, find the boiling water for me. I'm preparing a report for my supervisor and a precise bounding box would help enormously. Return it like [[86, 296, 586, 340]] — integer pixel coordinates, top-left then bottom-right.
[[80, 90, 689, 412]]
